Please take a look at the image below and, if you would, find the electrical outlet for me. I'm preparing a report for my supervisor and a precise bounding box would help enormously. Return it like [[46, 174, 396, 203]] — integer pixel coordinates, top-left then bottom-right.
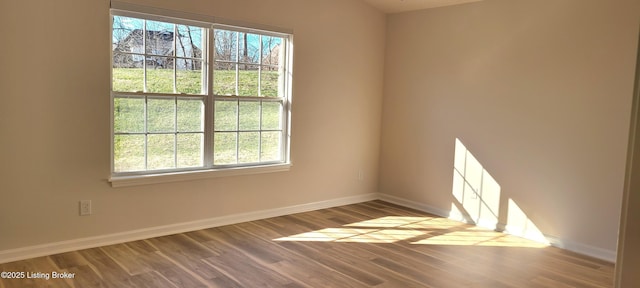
[[80, 200, 92, 216], [358, 169, 364, 181]]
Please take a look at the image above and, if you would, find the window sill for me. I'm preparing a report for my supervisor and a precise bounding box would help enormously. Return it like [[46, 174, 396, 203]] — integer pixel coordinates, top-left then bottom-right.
[[109, 163, 291, 188]]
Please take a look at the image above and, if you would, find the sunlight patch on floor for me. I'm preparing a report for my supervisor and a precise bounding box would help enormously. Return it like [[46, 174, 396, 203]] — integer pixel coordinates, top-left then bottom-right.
[[411, 230, 549, 248], [274, 228, 376, 242], [343, 216, 436, 228], [274, 226, 426, 243], [273, 215, 548, 248]]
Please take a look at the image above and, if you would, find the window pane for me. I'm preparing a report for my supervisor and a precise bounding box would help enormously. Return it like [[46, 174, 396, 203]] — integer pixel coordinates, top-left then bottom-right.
[[239, 33, 260, 64], [146, 20, 174, 56], [214, 100, 237, 131], [261, 36, 282, 66], [114, 97, 145, 133], [112, 16, 143, 53], [239, 101, 260, 131], [114, 135, 145, 172], [146, 56, 174, 93], [238, 132, 259, 163], [176, 25, 204, 58], [261, 131, 281, 162], [238, 64, 258, 96], [261, 102, 282, 130], [260, 68, 279, 97], [113, 53, 144, 92], [113, 52, 144, 68], [214, 62, 236, 95], [177, 59, 203, 94], [214, 132, 237, 165], [147, 134, 175, 170], [148, 98, 175, 132], [214, 30, 238, 61], [177, 133, 203, 168], [177, 98, 204, 132]]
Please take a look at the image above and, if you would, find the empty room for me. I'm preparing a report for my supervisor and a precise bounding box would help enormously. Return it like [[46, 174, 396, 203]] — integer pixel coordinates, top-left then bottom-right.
[[1, 0, 640, 287]]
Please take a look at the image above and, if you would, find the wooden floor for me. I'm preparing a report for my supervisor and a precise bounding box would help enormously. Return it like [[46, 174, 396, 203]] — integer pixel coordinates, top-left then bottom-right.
[[0, 201, 614, 288]]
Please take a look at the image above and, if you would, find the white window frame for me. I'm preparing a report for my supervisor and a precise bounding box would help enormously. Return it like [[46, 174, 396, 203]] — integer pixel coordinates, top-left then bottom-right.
[[109, 6, 293, 187]]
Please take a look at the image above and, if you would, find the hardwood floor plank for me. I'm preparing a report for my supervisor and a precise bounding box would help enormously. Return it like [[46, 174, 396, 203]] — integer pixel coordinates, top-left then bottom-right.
[[128, 271, 178, 288], [269, 259, 370, 288], [124, 240, 158, 254], [65, 265, 107, 288], [99, 244, 154, 276], [196, 226, 289, 264], [200, 244, 299, 287], [142, 235, 244, 288], [49, 252, 89, 270], [76, 248, 141, 287], [278, 241, 384, 286]]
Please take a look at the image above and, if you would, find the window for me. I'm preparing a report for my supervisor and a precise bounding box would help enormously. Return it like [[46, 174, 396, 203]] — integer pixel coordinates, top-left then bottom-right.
[[110, 10, 292, 183]]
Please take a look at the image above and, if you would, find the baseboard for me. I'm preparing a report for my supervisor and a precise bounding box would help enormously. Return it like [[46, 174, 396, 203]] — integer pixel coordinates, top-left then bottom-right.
[[0, 193, 378, 264], [545, 235, 618, 263], [377, 193, 617, 263]]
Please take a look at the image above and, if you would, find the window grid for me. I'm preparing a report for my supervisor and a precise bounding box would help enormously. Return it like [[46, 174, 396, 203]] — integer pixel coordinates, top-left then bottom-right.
[[112, 13, 290, 176], [113, 95, 206, 172], [212, 28, 283, 98], [214, 96, 285, 167], [211, 99, 284, 166]]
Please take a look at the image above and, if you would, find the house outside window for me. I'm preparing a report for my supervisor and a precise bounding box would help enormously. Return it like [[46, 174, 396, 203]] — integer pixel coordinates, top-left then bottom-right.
[[110, 9, 292, 185]]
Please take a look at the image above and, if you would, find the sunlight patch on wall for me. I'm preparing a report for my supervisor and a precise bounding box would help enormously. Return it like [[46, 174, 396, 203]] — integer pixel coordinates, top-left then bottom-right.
[[506, 199, 549, 244], [452, 138, 501, 229], [450, 138, 549, 245]]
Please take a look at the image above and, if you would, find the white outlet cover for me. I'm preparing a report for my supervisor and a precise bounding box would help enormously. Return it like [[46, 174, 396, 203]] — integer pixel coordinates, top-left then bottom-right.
[[80, 200, 92, 216]]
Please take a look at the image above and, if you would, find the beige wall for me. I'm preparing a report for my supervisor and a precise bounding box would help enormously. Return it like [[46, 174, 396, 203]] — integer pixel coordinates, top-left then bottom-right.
[[380, 0, 640, 257], [0, 0, 385, 251]]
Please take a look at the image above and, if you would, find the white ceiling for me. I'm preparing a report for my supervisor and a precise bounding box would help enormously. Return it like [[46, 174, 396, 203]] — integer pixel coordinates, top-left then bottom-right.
[[361, 0, 483, 14]]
